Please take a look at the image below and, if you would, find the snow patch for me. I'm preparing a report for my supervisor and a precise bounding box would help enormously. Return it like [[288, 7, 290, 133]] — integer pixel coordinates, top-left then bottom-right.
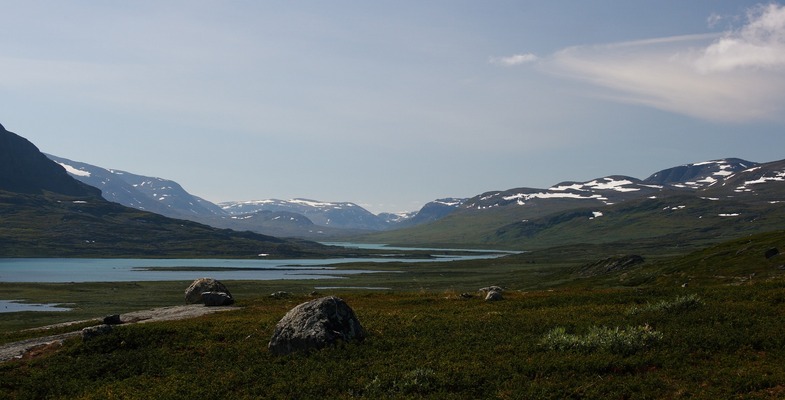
[[57, 162, 91, 177], [503, 192, 605, 202]]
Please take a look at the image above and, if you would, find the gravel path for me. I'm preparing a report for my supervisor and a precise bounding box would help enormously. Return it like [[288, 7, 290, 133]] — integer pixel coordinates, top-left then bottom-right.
[[0, 304, 240, 362]]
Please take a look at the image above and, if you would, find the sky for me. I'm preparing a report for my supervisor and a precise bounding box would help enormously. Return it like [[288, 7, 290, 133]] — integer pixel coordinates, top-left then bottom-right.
[[3, 1, 785, 213]]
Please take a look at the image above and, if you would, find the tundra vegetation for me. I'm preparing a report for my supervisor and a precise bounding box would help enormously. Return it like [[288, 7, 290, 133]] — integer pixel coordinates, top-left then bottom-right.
[[1, 230, 785, 398]]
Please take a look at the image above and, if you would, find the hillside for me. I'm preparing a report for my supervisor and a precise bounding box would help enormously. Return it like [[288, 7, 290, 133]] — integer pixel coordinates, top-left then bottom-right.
[[359, 158, 785, 250], [0, 125, 342, 258]]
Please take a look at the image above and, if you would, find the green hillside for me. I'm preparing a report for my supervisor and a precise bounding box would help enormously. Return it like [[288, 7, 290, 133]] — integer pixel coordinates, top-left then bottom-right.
[[0, 190, 338, 258]]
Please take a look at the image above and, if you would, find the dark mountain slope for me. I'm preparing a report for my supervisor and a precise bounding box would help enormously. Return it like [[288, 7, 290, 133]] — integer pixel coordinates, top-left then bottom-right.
[[0, 124, 100, 197]]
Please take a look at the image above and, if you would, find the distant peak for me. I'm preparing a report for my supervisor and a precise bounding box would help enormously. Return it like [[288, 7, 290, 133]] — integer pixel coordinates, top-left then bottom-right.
[[0, 122, 5, 131]]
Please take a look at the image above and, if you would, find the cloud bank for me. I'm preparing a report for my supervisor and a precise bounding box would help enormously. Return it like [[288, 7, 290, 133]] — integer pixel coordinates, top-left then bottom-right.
[[539, 3, 785, 123]]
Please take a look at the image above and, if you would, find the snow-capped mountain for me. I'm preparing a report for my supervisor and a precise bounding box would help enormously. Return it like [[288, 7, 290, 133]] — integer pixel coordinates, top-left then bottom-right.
[[464, 159, 762, 210], [45, 154, 462, 236], [46, 154, 225, 219], [643, 158, 758, 189], [220, 198, 390, 231], [377, 211, 417, 224], [707, 159, 785, 198], [45, 152, 783, 243], [465, 176, 662, 210], [395, 198, 467, 227]]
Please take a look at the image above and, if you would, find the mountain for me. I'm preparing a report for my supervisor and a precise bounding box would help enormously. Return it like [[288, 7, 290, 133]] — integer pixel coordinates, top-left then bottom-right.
[[220, 198, 389, 231], [46, 155, 225, 219], [0, 124, 340, 258], [392, 198, 467, 227], [643, 158, 758, 188], [359, 158, 785, 250], [47, 156, 462, 237]]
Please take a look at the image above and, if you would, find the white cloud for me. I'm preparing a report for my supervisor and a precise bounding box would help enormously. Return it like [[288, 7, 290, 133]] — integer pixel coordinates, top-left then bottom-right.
[[696, 3, 785, 72], [490, 53, 538, 66], [541, 3, 785, 123]]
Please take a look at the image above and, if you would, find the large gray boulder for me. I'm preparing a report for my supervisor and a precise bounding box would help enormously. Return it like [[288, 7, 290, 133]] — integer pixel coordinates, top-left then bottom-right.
[[268, 296, 366, 355], [185, 278, 233, 304]]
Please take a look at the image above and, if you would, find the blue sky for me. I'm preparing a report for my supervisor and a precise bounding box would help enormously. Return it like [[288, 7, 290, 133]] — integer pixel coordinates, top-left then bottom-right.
[[2, 1, 785, 213]]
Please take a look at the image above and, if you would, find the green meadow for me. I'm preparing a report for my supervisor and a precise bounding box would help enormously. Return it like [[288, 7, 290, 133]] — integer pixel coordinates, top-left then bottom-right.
[[2, 230, 785, 399]]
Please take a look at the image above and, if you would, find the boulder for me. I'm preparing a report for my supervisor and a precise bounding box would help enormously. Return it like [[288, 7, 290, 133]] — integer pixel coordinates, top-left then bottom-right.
[[185, 278, 233, 304], [268, 296, 366, 355], [201, 291, 234, 306], [485, 291, 503, 301]]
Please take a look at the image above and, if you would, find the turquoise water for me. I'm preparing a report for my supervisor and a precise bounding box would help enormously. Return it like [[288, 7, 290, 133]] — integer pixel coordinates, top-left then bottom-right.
[[0, 244, 510, 283]]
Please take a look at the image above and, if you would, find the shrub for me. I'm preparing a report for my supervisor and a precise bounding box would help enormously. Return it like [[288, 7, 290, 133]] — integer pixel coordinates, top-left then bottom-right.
[[540, 324, 663, 355], [626, 293, 703, 315]]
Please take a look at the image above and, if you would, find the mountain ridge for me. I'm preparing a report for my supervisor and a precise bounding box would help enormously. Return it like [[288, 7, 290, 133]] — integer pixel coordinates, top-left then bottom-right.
[[359, 157, 785, 249], [0, 125, 343, 258]]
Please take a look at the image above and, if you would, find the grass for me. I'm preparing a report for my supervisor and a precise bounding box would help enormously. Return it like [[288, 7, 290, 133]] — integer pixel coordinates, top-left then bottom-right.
[[2, 284, 785, 399], [2, 230, 785, 398]]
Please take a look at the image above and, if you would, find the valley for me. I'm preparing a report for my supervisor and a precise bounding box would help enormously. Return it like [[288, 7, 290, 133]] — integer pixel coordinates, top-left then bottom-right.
[[3, 123, 785, 398]]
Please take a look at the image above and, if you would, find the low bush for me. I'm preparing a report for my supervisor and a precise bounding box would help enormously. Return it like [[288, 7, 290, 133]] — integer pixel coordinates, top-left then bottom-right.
[[626, 293, 703, 315], [540, 324, 663, 355]]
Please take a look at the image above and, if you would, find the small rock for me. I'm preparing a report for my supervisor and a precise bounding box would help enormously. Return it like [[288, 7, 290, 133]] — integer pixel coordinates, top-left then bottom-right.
[[268, 296, 366, 355], [201, 291, 234, 306], [765, 248, 779, 259], [479, 286, 504, 293], [459, 293, 474, 299], [270, 291, 291, 299], [485, 291, 503, 301], [82, 324, 113, 341]]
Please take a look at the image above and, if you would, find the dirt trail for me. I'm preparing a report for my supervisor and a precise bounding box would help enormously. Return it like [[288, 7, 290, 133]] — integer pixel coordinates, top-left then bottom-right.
[[0, 304, 239, 362]]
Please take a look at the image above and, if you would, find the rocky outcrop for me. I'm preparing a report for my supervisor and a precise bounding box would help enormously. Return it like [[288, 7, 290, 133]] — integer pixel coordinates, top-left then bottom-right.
[[268, 296, 366, 355], [185, 278, 233, 304]]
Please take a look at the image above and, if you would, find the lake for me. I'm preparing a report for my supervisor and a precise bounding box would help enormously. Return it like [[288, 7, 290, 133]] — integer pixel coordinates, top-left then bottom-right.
[[0, 244, 511, 283]]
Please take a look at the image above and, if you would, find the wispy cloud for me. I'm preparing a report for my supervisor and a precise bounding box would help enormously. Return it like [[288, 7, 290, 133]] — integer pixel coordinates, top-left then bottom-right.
[[490, 53, 538, 66], [541, 3, 785, 123]]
